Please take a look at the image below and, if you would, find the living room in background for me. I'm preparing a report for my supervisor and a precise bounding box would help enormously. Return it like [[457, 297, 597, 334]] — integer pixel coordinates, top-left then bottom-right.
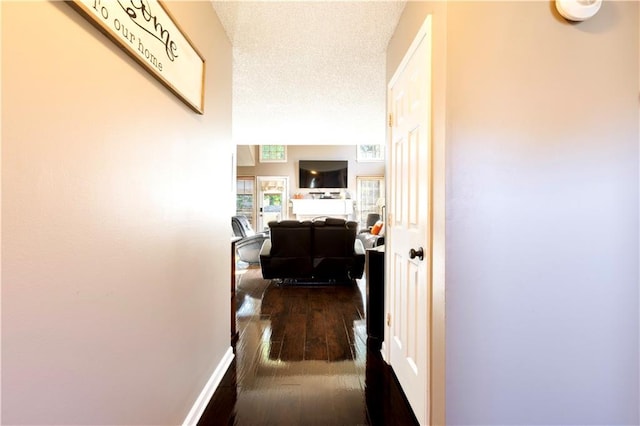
[[257, 176, 289, 231], [356, 176, 385, 229], [259, 145, 287, 162], [236, 176, 256, 228]]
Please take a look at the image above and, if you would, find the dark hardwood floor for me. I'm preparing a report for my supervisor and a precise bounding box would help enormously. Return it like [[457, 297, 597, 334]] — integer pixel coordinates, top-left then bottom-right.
[[198, 265, 418, 426]]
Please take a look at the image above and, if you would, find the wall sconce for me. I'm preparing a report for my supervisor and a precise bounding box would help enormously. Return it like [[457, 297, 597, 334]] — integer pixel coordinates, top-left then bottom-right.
[[556, 0, 602, 21]]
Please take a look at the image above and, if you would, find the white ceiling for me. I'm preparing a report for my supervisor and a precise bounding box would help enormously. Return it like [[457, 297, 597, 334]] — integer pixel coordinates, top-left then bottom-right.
[[211, 1, 406, 145]]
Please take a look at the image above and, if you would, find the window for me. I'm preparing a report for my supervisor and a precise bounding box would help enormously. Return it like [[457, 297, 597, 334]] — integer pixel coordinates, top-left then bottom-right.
[[356, 176, 385, 229], [357, 144, 384, 162], [259, 145, 287, 162], [236, 177, 255, 227]]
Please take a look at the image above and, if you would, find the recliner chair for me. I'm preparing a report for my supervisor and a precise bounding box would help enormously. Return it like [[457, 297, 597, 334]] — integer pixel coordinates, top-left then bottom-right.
[[232, 215, 269, 264], [359, 213, 381, 233], [356, 213, 384, 249]]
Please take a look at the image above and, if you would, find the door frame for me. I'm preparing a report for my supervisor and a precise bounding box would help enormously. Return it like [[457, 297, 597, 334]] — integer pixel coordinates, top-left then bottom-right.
[[256, 176, 289, 232], [384, 15, 445, 425]]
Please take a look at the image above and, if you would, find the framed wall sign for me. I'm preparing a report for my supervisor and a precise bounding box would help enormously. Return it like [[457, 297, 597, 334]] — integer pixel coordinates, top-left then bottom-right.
[[68, 0, 206, 114]]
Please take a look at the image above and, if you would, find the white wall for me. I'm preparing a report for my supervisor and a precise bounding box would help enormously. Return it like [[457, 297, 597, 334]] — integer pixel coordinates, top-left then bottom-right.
[[1, 1, 232, 424], [388, 1, 639, 424]]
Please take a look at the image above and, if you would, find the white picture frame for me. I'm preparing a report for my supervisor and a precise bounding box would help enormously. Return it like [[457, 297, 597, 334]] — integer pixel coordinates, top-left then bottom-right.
[[69, 0, 206, 114]]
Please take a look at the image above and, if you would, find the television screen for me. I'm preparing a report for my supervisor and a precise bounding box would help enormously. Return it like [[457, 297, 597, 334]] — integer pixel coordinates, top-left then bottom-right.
[[299, 160, 348, 189]]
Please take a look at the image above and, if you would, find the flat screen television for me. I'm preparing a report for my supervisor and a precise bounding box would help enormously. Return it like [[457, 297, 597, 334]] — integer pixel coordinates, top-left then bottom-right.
[[299, 160, 348, 189]]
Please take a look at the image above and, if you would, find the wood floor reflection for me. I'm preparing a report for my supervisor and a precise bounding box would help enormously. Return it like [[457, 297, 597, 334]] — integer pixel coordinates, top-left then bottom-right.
[[198, 266, 418, 426]]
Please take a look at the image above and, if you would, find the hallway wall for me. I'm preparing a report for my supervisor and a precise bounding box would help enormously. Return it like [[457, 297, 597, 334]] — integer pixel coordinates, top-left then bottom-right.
[[1, 1, 232, 424], [388, 1, 639, 424]]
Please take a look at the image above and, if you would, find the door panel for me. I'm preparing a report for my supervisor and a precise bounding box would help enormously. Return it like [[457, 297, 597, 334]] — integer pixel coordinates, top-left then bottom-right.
[[256, 176, 288, 232], [385, 16, 432, 426]]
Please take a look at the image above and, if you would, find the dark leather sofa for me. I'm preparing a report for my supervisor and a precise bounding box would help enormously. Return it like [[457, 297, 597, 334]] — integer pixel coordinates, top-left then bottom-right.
[[260, 218, 365, 282]]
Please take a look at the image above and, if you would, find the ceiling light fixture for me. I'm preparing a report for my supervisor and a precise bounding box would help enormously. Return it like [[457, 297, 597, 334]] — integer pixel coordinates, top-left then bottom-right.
[[556, 0, 602, 21]]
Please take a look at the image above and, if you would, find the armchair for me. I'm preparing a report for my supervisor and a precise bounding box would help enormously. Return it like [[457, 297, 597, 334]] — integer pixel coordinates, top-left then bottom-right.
[[359, 213, 380, 233], [357, 213, 384, 249], [232, 215, 269, 264]]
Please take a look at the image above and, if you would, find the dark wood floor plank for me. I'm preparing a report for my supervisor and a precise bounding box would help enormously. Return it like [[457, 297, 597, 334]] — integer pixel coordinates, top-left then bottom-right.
[[268, 339, 283, 360], [289, 287, 309, 314], [304, 307, 328, 360], [260, 286, 285, 316], [280, 312, 306, 361], [307, 288, 326, 310], [197, 265, 419, 426], [325, 308, 355, 362]]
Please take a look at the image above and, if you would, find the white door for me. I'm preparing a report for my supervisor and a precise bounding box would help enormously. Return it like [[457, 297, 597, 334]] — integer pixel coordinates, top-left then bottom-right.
[[385, 17, 432, 426], [256, 176, 288, 232]]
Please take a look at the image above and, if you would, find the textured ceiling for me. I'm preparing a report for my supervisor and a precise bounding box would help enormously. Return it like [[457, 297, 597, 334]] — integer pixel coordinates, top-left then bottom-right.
[[211, 1, 406, 145]]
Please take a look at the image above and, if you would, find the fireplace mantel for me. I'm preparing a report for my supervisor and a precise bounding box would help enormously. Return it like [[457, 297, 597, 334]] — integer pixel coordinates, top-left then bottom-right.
[[290, 199, 354, 221]]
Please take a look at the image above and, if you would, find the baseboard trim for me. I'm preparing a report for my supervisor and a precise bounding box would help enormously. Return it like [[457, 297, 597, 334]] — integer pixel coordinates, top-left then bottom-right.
[[380, 342, 388, 363], [182, 346, 234, 426]]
